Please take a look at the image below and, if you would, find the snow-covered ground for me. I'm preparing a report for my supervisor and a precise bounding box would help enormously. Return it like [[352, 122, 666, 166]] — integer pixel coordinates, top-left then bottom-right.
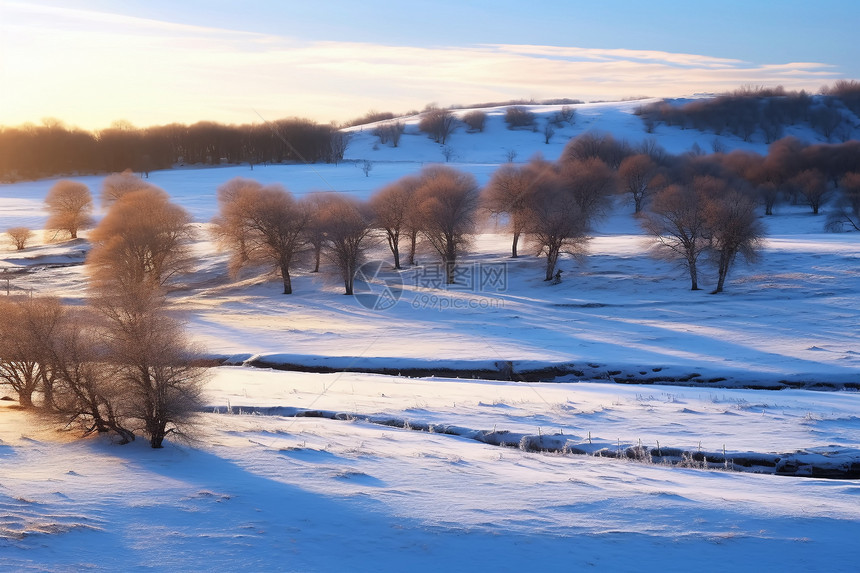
[[1, 100, 859, 571]]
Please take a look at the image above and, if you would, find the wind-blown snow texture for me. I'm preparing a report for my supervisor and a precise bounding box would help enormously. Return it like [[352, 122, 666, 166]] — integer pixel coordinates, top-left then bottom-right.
[[1, 100, 859, 571]]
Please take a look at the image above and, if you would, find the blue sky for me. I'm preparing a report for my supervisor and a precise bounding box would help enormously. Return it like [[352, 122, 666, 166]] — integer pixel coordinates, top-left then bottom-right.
[[1, 0, 856, 129]]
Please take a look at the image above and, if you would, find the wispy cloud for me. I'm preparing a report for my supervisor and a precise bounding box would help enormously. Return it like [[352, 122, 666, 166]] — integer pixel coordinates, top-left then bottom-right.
[[0, 2, 843, 129]]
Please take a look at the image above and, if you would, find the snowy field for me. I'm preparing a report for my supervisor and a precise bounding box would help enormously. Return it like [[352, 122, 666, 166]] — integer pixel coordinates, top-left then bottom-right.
[[1, 101, 859, 571]]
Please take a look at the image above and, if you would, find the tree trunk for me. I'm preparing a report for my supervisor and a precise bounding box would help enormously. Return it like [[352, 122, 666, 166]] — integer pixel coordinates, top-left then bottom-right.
[[17, 390, 34, 408], [408, 230, 418, 266], [444, 240, 457, 284], [312, 245, 321, 273], [344, 264, 354, 295], [41, 379, 55, 410], [387, 230, 401, 269], [711, 251, 730, 294], [545, 246, 559, 281], [688, 259, 700, 291], [511, 231, 520, 258], [149, 428, 166, 448], [280, 263, 293, 294]]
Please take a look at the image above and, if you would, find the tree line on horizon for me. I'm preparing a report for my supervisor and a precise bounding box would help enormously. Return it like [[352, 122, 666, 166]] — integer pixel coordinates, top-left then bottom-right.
[[0, 117, 349, 182]]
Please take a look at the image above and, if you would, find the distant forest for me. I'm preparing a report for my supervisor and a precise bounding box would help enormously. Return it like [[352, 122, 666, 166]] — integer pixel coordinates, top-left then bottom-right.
[[0, 118, 349, 182]]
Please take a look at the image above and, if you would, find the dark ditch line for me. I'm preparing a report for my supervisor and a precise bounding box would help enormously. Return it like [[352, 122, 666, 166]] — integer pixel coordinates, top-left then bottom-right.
[[235, 357, 859, 391], [208, 405, 860, 480]]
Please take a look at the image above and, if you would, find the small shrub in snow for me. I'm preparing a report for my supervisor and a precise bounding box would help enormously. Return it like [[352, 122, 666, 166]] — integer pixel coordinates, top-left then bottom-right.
[[5, 227, 33, 250], [504, 106, 536, 130]]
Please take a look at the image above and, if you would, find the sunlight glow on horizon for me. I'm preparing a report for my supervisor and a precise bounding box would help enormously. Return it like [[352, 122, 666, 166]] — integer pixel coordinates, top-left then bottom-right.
[[0, 1, 849, 131]]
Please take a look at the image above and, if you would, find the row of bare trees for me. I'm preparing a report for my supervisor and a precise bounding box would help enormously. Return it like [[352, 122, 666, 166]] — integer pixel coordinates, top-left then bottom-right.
[[481, 136, 765, 291], [636, 83, 860, 143], [0, 118, 349, 182], [208, 132, 764, 293], [0, 173, 206, 448], [212, 165, 481, 292]]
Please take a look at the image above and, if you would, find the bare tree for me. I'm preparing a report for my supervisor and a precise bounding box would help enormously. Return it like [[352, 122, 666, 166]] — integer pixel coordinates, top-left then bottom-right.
[[0, 297, 49, 407], [557, 105, 576, 125], [462, 110, 487, 132], [543, 121, 556, 144], [810, 105, 843, 141], [562, 132, 631, 169], [212, 178, 308, 294], [790, 169, 829, 214], [328, 130, 351, 162], [44, 180, 94, 239], [6, 227, 34, 250], [618, 154, 660, 214], [302, 192, 333, 273], [101, 169, 154, 207], [370, 176, 419, 269], [414, 166, 479, 284], [504, 106, 536, 129], [96, 290, 206, 448], [524, 169, 590, 281], [482, 162, 537, 257], [372, 122, 403, 147], [404, 195, 423, 267], [2, 291, 204, 448], [721, 150, 780, 215], [87, 186, 195, 291], [704, 186, 764, 293], [558, 157, 616, 222], [42, 306, 133, 443], [360, 160, 373, 177], [319, 195, 374, 295], [641, 183, 710, 290], [418, 108, 458, 144], [827, 172, 860, 232]]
